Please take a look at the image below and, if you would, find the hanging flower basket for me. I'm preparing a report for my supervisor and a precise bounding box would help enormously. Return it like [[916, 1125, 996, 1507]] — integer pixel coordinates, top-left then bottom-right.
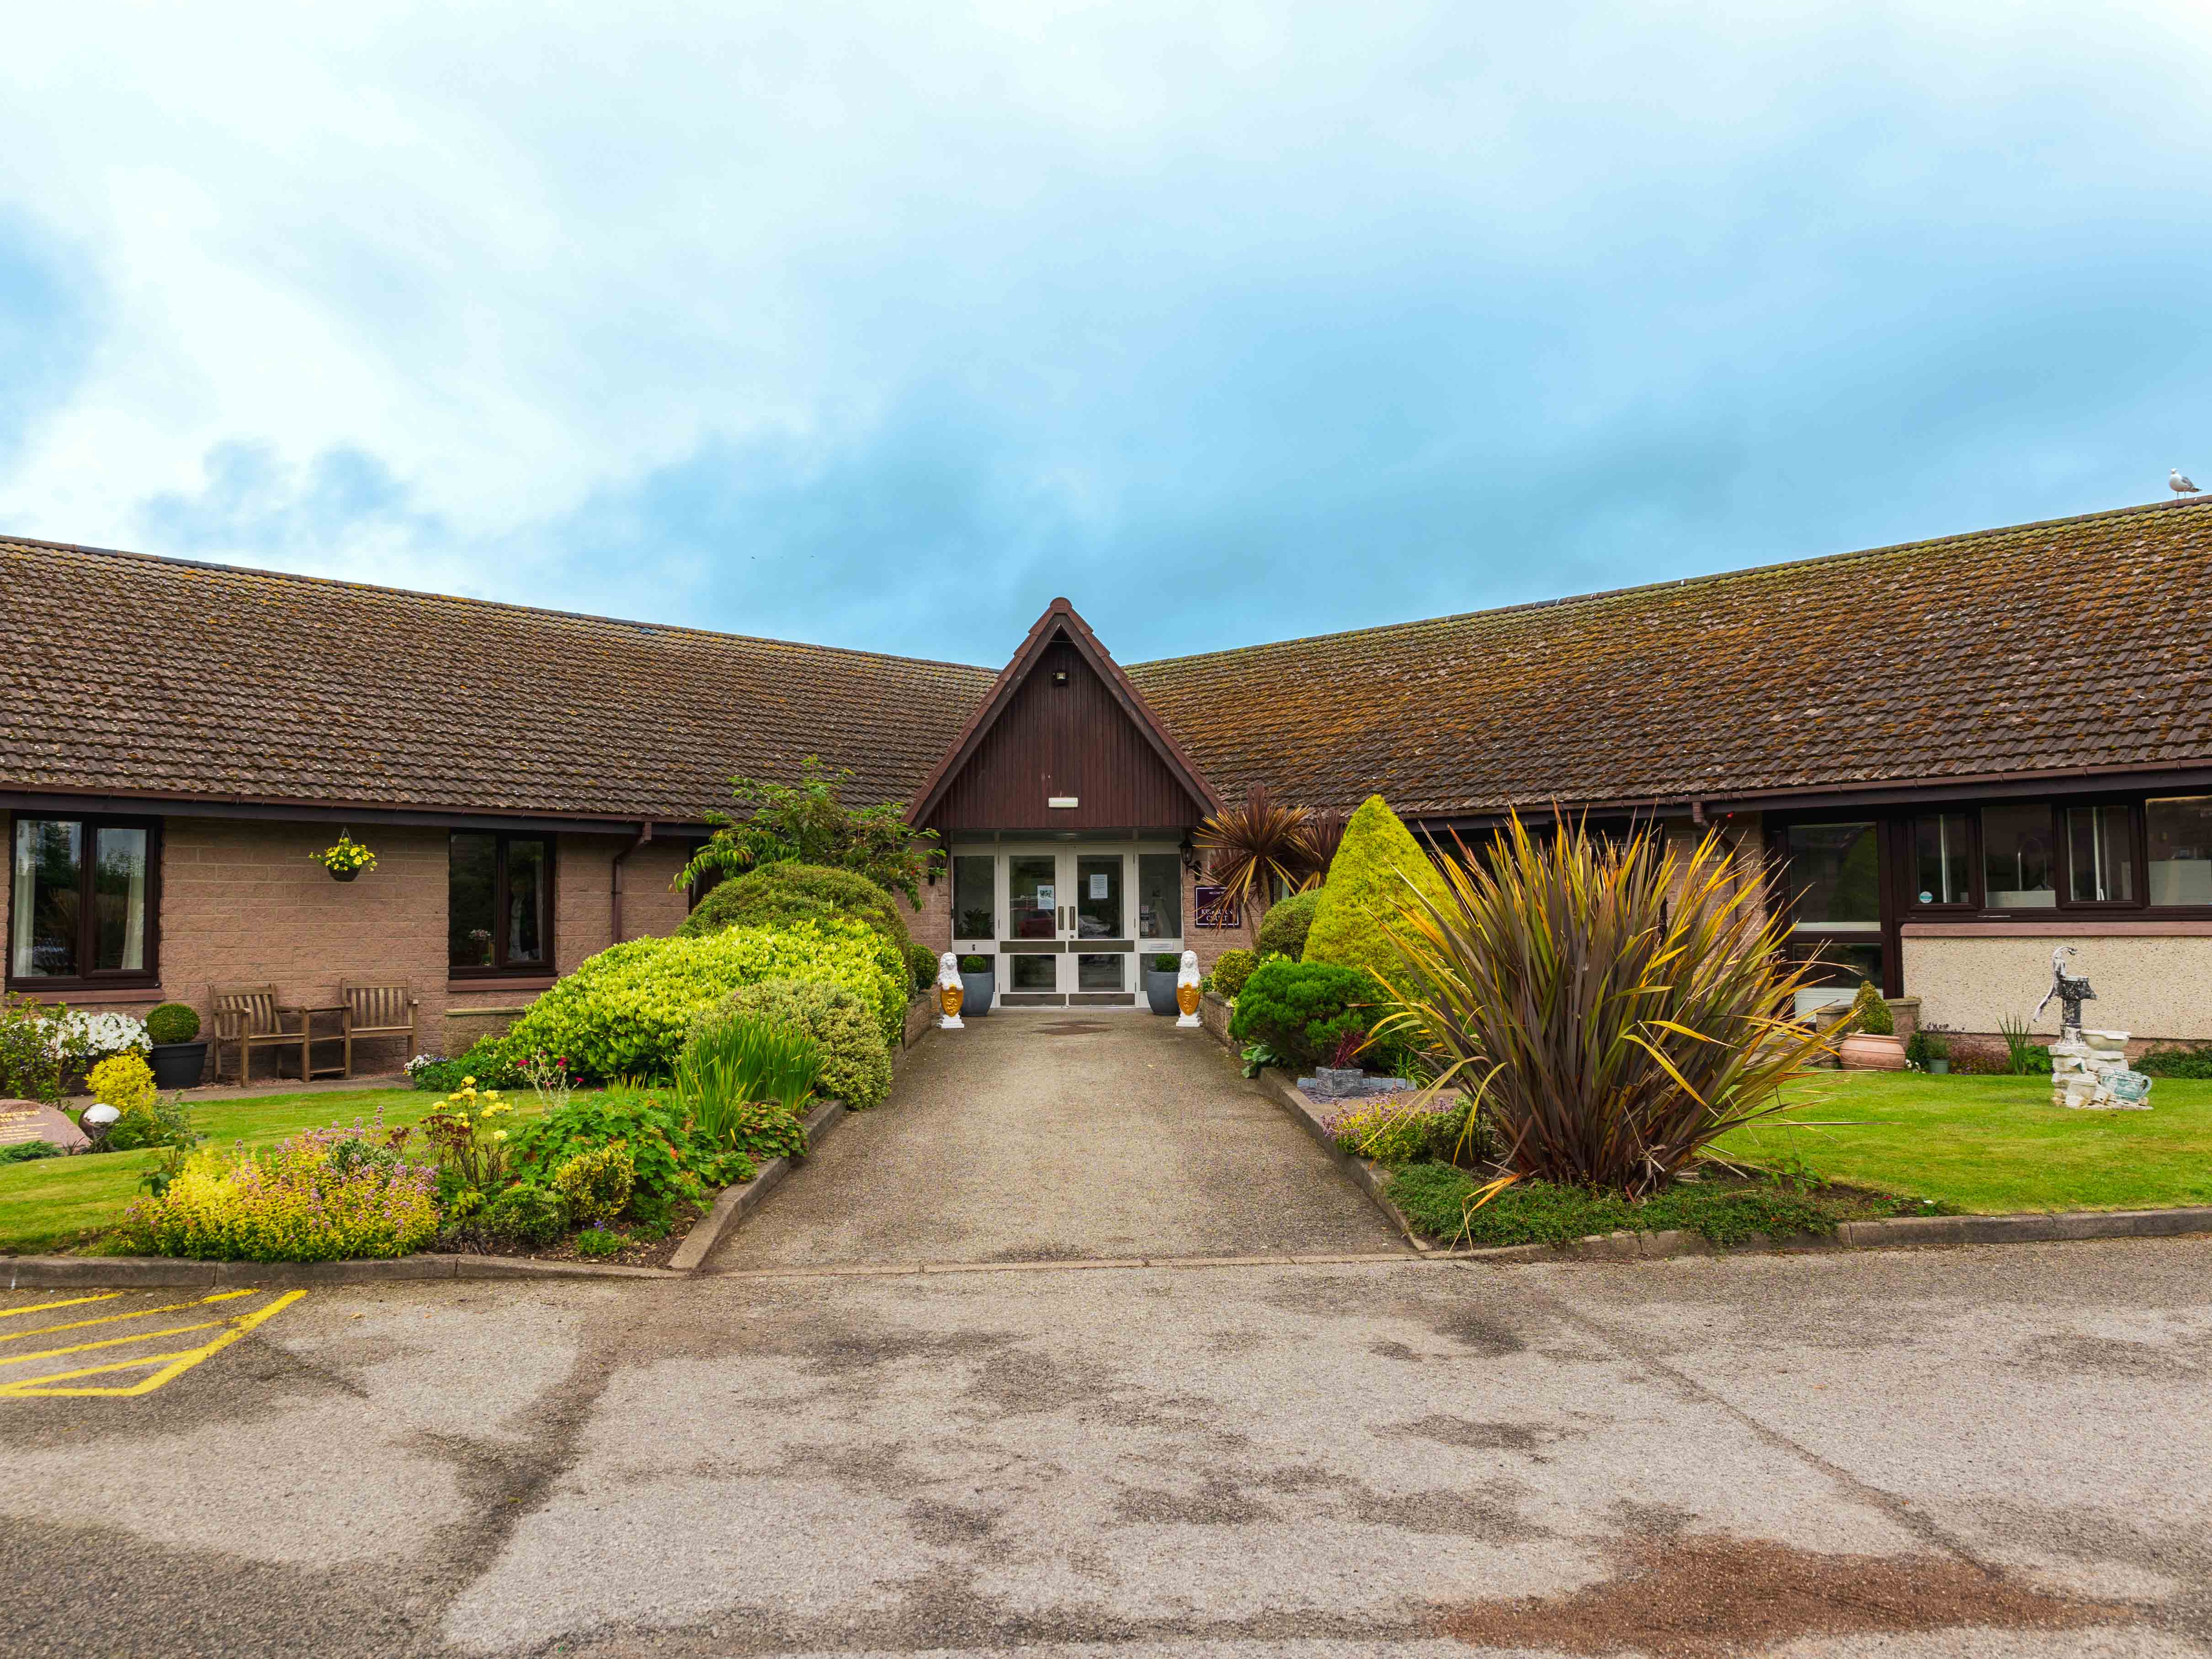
[[314, 835, 378, 882]]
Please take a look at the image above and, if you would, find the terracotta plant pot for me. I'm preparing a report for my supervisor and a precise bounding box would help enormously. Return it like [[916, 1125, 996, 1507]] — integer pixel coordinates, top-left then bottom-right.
[[1837, 1032, 1909, 1071]]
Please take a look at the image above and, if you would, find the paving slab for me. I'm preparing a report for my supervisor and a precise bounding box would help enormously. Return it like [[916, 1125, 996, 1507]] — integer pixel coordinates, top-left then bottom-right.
[[706, 1013, 1405, 1269]]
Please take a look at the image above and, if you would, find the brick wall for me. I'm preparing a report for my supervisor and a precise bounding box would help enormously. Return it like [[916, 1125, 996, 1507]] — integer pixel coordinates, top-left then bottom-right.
[[1182, 859, 1258, 968], [2, 817, 708, 1082]]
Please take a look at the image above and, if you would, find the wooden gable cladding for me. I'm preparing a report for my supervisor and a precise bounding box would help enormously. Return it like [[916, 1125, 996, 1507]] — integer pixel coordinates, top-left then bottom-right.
[[910, 600, 1223, 835]]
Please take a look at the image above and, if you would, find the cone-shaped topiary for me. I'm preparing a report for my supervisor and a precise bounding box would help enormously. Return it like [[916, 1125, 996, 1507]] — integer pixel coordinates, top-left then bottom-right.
[[1302, 796, 1454, 986]]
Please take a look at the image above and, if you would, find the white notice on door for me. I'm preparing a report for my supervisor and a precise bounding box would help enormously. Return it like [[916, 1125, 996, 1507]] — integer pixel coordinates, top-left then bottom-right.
[[1034, 885, 1054, 909], [1090, 873, 1108, 899]]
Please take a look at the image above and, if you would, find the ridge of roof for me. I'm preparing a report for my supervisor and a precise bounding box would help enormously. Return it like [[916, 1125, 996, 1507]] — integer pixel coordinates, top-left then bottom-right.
[[1126, 493, 2212, 675], [0, 531, 996, 677]]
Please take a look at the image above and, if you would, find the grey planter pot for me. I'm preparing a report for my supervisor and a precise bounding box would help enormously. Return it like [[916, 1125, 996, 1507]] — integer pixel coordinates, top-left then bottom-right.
[[1144, 970, 1180, 1016], [1925, 1057, 1950, 1075], [959, 972, 995, 1017], [149, 1041, 208, 1090]]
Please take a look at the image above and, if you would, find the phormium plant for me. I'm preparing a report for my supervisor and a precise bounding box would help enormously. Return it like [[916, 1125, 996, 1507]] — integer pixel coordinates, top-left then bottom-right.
[[1372, 813, 1844, 1201]]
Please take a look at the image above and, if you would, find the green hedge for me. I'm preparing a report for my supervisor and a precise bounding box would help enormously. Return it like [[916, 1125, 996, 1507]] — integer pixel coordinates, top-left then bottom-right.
[[504, 919, 903, 1080], [1255, 889, 1323, 961], [680, 862, 914, 961]]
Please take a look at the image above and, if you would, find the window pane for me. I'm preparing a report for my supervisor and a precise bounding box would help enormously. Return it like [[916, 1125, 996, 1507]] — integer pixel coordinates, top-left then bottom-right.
[[506, 839, 548, 966], [2066, 806, 2134, 904], [2147, 796, 2212, 906], [1076, 856, 1121, 938], [449, 833, 497, 967], [1982, 805, 2057, 908], [1010, 952, 1056, 990], [1791, 940, 1885, 989], [11, 819, 81, 978], [1077, 952, 1123, 990], [1911, 813, 1972, 905], [1009, 856, 1057, 939], [92, 826, 149, 971], [1783, 823, 1880, 930], [1137, 854, 1181, 939], [952, 856, 995, 940]]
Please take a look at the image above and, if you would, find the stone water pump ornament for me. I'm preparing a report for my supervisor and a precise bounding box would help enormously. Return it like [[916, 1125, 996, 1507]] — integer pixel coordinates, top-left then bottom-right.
[[936, 950, 965, 1030], [2034, 946, 2152, 1111], [1175, 950, 1203, 1027]]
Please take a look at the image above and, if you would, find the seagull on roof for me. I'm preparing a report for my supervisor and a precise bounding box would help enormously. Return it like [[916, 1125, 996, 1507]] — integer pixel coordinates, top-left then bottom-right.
[[2174, 468, 2202, 495]]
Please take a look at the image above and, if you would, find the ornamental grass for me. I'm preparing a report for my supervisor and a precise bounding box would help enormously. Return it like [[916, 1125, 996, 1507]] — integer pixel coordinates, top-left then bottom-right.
[[115, 1114, 439, 1261], [1372, 814, 1845, 1200]]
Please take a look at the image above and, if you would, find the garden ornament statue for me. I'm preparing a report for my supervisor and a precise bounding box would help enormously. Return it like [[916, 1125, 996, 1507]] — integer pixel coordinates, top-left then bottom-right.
[[2034, 946, 2153, 1111], [1175, 950, 1203, 1027], [936, 951, 964, 1030]]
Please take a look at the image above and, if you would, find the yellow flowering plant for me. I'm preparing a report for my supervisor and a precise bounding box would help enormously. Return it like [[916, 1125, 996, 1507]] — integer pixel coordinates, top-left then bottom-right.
[[421, 1079, 517, 1193], [313, 835, 378, 877]]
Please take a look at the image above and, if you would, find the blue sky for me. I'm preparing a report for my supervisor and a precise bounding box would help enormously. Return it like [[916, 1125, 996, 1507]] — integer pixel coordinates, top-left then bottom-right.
[[4, 3, 2208, 665]]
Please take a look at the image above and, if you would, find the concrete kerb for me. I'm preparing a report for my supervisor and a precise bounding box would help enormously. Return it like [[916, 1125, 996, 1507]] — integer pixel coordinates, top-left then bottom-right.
[[665, 1097, 850, 1271]]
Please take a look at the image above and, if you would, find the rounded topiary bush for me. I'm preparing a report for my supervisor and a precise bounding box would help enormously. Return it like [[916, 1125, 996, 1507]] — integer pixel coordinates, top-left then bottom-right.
[[1303, 795, 1453, 988], [504, 919, 904, 1081], [680, 861, 914, 961], [1254, 889, 1323, 961], [1850, 980, 1893, 1036], [1209, 947, 1260, 1000], [144, 1002, 201, 1045], [691, 977, 893, 1111], [1227, 957, 1380, 1069]]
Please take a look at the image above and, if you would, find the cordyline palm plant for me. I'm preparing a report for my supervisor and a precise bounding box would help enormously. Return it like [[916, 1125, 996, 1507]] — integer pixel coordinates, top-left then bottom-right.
[[1370, 813, 1844, 1201], [1296, 808, 1349, 881], [1195, 785, 1316, 910]]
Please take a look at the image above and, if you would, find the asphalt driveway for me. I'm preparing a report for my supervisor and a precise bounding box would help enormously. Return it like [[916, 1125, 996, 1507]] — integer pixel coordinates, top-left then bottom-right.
[[2, 1238, 2208, 1658], [707, 1012, 1404, 1269]]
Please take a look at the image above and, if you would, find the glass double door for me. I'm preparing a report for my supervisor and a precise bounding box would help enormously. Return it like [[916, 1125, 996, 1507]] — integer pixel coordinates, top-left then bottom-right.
[[949, 843, 1186, 1007]]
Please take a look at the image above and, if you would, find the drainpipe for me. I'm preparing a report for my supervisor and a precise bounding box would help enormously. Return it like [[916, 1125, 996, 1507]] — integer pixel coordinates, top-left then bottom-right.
[[611, 823, 653, 944]]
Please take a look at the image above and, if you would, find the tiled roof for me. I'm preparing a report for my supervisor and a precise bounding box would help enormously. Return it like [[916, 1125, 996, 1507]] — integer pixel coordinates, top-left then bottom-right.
[[1125, 497, 2212, 817], [0, 537, 997, 822]]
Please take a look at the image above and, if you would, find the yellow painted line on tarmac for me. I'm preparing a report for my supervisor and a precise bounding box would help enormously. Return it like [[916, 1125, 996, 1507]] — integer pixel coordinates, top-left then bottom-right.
[[0, 1291, 308, 1398], [0, 1293, 123, 1320], [0, 1319, 233, 1368], [0, 1290, 257, 1344]]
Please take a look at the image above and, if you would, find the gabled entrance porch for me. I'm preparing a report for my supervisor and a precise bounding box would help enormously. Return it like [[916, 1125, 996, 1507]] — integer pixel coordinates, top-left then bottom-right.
[[948, 839, 1186, 1007]]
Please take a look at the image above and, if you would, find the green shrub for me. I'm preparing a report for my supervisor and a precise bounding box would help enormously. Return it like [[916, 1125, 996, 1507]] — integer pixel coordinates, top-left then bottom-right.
[[723, 1100, 807, 1165], [673, 757, 943, 907], [1255, 889, 1324, 961], [482, 1185, 569, 1247], [408, 1035, 525, 1092], [1384, 1166, 1847, 1249], [504, 920, 902, 1081], [512, 1091, 753, 1207], [1850, 981, 1893, 1036], [958, 954, 992, 974], [1227, 958, 1377, 1069], [694, 978, 894, 1111], [574, 1228, 624, 1259], [101, 1093, 200, 1154], [679, 860, 914, 962], [1303, 796, 1453, 986], [676, 1011, 823, 1146], [553, 1143, 636, 1225], [1209, 948, 1260, 1000], [2138, 1042, 2212, 1079], [87, 1053, 157, 1113], [116, 1117, 440, 1261], [145, 1002, 201, 1045], [907, 942, 938, 992], [1326, 1096, 1479, 1165]]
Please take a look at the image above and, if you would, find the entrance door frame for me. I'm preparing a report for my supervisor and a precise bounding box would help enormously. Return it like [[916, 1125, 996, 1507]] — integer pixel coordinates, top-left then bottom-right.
[[949, 839, 1186, 1010]]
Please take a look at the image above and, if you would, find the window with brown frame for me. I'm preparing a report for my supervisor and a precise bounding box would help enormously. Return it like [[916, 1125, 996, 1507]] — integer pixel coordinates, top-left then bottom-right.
[[1898, 793, 2212, 917], [6, 814, 161, 990], [449, 832, 553, 974]]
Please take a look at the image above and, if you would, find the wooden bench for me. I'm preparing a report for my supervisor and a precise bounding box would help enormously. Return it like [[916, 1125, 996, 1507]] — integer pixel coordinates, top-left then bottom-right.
[[209, 984, 311, 1085], [340, 980, 418, 1077]]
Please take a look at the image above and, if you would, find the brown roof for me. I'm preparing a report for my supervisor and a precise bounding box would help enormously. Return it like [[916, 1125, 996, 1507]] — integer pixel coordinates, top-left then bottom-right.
[[1125, 496, 2212, 817], [0, 537, 996, 822]]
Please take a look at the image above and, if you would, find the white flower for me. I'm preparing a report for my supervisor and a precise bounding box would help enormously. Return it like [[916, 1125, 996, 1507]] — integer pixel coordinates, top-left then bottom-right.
[[45, 1010, 151, 1062]]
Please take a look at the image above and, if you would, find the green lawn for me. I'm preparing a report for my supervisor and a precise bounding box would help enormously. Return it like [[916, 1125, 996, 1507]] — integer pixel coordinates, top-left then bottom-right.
[[1715, 1072, 2212, 1214], [0, 1087, 542, 1255]]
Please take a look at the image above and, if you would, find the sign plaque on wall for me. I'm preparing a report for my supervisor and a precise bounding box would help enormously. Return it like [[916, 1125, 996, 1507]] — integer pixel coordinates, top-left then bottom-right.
[[1193, 885, 1240, 929]]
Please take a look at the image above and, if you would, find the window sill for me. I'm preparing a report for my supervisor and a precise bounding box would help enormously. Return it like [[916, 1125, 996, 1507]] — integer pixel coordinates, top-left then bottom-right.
[[1901, 919, 2212, 938], [447, 976, 556, 994], [0, 984, 164, 1005]]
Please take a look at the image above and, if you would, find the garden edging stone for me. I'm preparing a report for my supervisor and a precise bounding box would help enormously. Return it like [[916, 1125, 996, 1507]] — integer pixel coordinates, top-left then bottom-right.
[[1246, 1066, 2212, 1266], [667, 1097, 849, 1271]]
